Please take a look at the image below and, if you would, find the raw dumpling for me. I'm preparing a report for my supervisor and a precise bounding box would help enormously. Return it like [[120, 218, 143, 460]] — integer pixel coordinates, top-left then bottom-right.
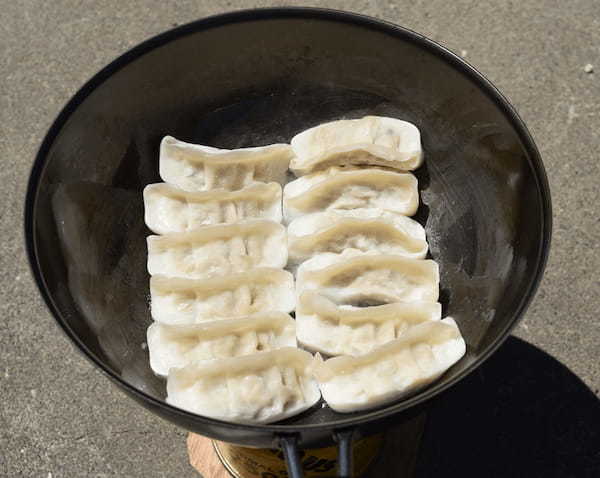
[[296, 250, 439, 306], [296, 291, 441, 356], [283, 167, 418, 223], [288, 210, 428, 268], [150, 268, 295, 324], [314, 318, 465, 412], [166, 347, 321, 424], [290, 116, 422, 175], [147, 220, 287, 280], [147, 312, 296, 376], [160, 136, 293, 191], [289, 208, 426, 241], [144, 182, 282, 234]]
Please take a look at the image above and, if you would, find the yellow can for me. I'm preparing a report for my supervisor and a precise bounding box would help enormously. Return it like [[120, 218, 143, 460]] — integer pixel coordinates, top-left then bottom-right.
[[213, 434, 384, 478]]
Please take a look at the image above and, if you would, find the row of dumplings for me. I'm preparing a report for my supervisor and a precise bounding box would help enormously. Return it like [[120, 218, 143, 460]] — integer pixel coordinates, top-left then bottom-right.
[[145, 129, 312, 424], [143, 116, 465, 424], [287, 118, 465, 413]]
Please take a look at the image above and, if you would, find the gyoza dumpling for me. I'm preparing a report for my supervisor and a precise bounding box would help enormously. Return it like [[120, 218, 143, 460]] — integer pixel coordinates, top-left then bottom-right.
[[144, 182, 282, 234], [287, 210, 428, 269], [314, 318, 465, 412], [296, 291, 441, 356], [166, 347, 321, 424], [147, 220, 287, 280], [289, 208, 426, 242], [283, 167, 418, 223], [296, 250, 439, 306], [160, 136, 293, 191], [147, 312, 296, 376], [150, 269, 295, 324], [290, 116, 422, 175]]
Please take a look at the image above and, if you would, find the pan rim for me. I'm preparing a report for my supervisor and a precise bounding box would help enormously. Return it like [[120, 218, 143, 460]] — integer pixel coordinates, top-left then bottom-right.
[[24, 6, 552, 433]]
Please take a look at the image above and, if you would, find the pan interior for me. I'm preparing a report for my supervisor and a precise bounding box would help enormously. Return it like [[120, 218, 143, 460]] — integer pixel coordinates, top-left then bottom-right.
[[30, 12, 547, 430]]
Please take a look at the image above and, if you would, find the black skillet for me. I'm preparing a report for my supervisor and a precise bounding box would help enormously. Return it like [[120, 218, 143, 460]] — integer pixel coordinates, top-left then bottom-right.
[[24, 8, 551, 477]]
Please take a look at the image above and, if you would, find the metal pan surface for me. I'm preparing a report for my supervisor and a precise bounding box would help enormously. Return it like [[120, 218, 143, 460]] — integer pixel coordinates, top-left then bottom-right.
[[25, 7, 551, 455]]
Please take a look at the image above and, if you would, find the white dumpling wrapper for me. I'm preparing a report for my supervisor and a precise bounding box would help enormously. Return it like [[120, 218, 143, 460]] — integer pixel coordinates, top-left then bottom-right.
[[287, 210, 427, 269], [296, 291, 441, 356], [283, 167, 418, 223], [314, 318, 465, 412], [144, 182, 282, 234], [147, 220, 287, 280], [166, 347, 321, 424], [160, 136, 293, 191], [150, 268, 295, 324], [147, 312, 296, 376], [290, 116, 422, 175], [296, 250, 439, 306]]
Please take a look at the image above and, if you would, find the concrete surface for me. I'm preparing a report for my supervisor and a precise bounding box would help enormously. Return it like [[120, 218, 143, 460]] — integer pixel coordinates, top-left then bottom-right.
[[1, 0, 599, 476]]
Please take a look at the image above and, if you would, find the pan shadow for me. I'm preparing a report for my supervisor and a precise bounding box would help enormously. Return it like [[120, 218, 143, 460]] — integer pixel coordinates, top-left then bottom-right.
[[410, 336, 600, 477]]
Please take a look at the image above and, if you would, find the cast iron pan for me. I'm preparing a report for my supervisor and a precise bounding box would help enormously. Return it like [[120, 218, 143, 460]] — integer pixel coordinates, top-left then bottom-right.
[[24, 8, 551, 477]]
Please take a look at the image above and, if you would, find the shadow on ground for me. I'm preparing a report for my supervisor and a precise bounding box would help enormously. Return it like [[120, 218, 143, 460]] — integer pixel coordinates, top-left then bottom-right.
[[413, 336, 600, 477]]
